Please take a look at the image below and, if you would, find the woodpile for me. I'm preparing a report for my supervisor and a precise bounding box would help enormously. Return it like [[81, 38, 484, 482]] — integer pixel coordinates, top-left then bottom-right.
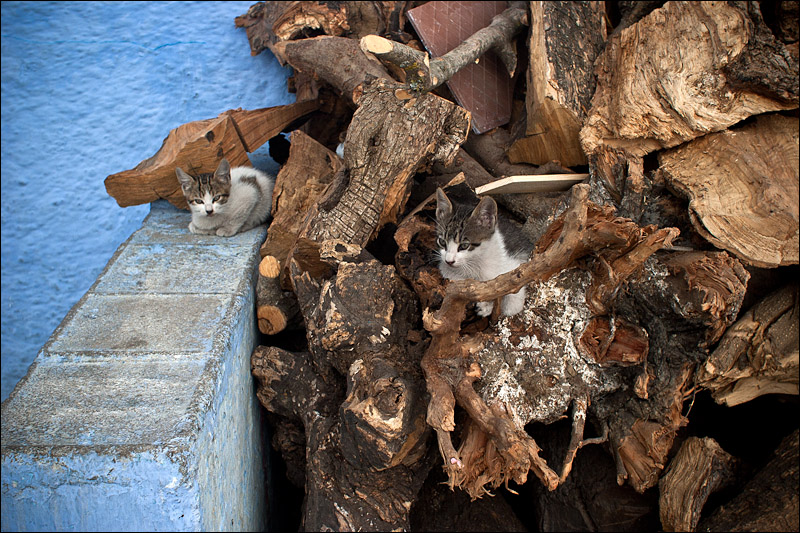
[[121, 1, 800, 531]]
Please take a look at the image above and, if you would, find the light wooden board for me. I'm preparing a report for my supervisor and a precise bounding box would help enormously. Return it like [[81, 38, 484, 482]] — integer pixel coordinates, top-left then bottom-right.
[[475, 174, 588, 195]]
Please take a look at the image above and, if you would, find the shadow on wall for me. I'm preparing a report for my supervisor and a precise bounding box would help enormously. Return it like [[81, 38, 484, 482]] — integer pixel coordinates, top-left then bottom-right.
[[0, 0, 294, 401]]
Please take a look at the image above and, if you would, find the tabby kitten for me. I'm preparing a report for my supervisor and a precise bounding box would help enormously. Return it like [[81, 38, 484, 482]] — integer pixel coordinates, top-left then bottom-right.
[[175, 159, 275, 237], [435, 187, 533, 317]]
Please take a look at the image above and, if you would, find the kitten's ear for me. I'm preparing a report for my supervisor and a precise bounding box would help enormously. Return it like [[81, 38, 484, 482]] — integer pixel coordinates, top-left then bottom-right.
[[470, 197, 497, 229], [435, 188, 453, 220], [175, 167, 193, 190], [214, 158, 231, 183]]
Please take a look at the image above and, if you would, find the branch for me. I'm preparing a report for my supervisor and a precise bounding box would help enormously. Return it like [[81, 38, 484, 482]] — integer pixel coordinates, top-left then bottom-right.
[[360, 3, 528, 96]]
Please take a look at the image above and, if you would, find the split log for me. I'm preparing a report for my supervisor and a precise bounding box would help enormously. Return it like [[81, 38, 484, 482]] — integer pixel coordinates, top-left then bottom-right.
[[104, 102, 318, 208], [657, 113, 799, 269], [506, 1, 607, 167], [697, 283, 800, 406], [580, 1, 799, 159], [260, 129, 341, 266], [255, 129, 342, 334], [359, 2, 528, 96], [699, 429, 800, 532], [658, 437, 738, 532]]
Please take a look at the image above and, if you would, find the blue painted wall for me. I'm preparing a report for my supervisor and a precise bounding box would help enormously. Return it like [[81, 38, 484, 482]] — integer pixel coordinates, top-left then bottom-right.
[[1, 0, 294, 401]]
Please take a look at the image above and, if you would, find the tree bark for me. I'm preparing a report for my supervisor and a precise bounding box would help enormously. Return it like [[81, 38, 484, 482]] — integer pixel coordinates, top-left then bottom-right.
[[253, 243, 432, 530], [293, 77, 469, 249], [277, 35, 390, 104]]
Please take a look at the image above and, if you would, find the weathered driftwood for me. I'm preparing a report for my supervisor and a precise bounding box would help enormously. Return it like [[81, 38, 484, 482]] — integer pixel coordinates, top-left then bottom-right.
[[580, 1, 798, 159], [697, 283, 800, 406], [104, 102, 318, 208], [698, 429, 800, 532], [658, 113, 799, 269], [506, 1, 607, 167], [359, 2, 528, 97], [658, 437, 738, 532]]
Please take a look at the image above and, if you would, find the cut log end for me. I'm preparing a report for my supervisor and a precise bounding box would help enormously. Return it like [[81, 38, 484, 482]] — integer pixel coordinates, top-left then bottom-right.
[[258, 305, 288, 335], [259, 255, 281, 278]]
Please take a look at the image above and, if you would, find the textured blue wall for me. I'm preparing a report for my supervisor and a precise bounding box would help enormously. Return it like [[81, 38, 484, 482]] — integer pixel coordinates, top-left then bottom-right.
[[1, 1, 293, 401]]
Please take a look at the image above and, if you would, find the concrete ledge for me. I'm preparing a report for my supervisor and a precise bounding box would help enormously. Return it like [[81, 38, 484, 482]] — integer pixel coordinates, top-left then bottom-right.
[[1, 200, 267, 531]]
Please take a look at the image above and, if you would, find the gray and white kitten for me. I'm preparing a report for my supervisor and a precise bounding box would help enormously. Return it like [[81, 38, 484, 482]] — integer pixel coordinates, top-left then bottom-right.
[[175, 159, 275, 237], [435, 188, 532, 317]]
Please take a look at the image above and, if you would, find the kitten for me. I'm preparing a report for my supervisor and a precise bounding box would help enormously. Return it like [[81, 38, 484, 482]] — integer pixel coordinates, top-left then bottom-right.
[[435, 187, 533, 317], [175, 159, 275, 237]]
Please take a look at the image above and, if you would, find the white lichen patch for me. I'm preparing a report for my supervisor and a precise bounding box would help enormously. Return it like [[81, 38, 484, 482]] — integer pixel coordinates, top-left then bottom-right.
[[477, 268, 625, 426]]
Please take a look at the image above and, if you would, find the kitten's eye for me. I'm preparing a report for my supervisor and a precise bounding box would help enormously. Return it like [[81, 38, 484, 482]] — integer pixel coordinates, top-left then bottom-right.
[[192, 199, 203, 204], [436, 237, 446, 248], [458, 243, 470, 251]]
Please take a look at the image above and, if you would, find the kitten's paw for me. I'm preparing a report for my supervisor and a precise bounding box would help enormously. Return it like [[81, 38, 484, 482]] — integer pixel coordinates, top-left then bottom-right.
[[189, 223, 213, 235], [476, 301, 494, 317], [501, 290, 526, 316], [216, 227, 237, 237]]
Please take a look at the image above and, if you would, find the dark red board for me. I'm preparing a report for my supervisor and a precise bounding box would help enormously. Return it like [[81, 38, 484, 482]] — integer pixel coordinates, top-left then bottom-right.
[[407, 1, 513, 134]]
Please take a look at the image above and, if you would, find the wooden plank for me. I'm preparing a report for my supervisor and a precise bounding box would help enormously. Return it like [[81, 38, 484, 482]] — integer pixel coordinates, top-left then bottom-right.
[[475, 174, 588, 195]]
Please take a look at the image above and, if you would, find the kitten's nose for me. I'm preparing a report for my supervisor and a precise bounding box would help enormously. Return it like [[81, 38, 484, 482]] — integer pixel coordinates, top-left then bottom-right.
[[446, 259, 456, 266]]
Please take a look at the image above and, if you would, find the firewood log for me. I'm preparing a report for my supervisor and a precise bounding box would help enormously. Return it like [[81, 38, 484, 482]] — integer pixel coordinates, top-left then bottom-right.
[[581, 1, 798, 160], [697, 283, 800, 406], [658, 437, 738, 532], [506, 1, 607, 167], [657, 113, 799, 269], [698, 429, 800, 532]]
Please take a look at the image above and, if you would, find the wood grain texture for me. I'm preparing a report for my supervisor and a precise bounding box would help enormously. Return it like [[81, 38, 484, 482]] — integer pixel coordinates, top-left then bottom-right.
[[658, 113, 799, 268], [580, 1, 798, 158], [507, 1, 606, 166]]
